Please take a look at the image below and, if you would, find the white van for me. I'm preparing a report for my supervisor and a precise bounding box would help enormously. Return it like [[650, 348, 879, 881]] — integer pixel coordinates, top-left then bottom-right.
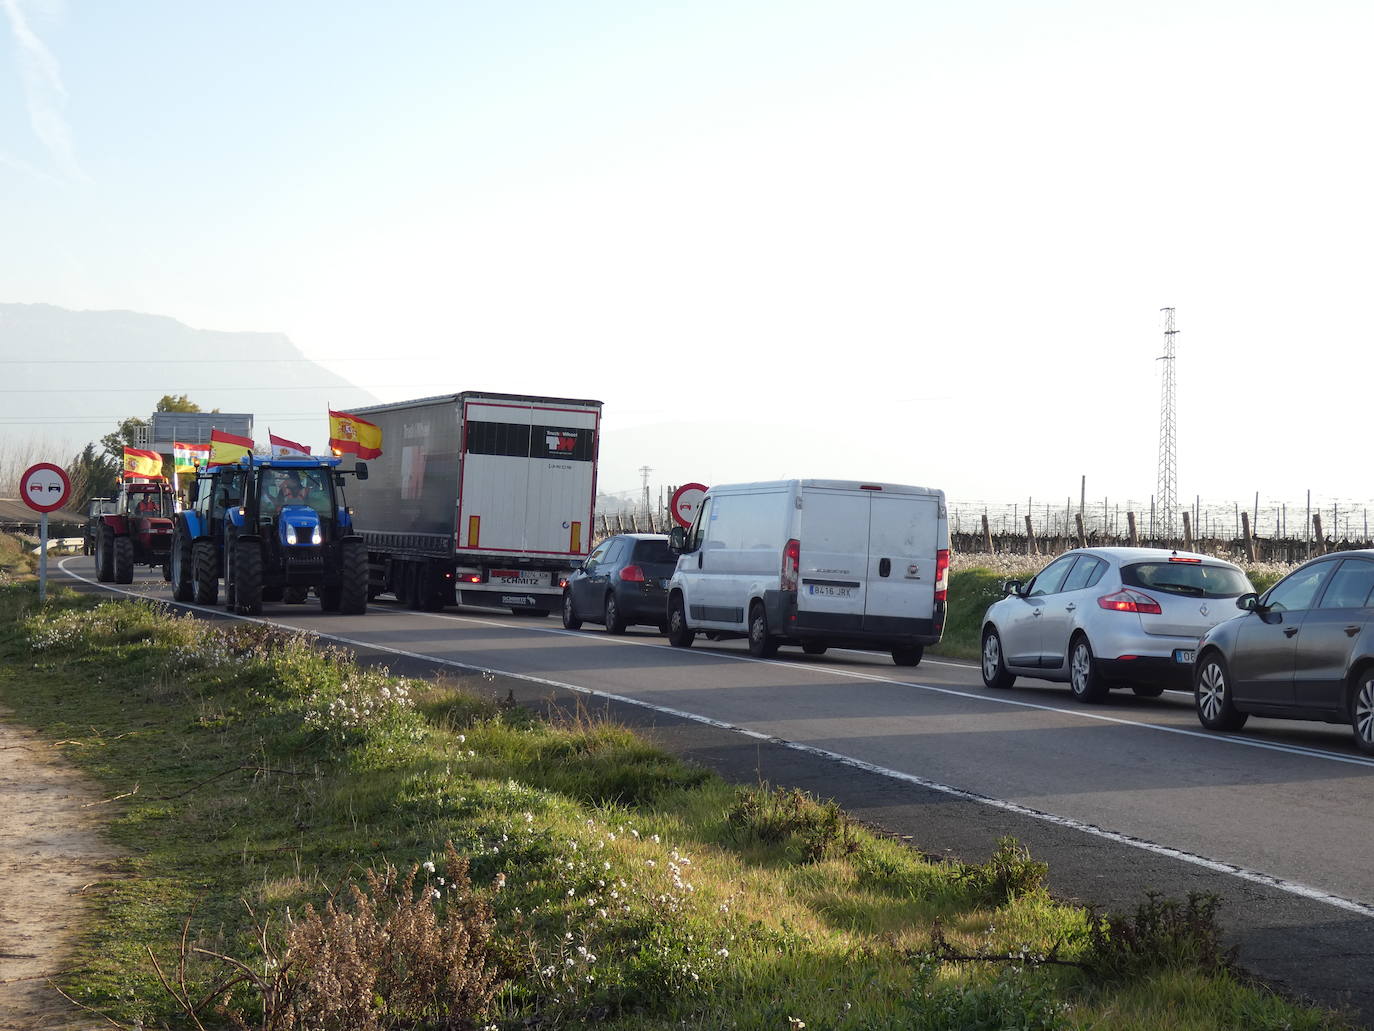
[[665, 479, 949, 665]]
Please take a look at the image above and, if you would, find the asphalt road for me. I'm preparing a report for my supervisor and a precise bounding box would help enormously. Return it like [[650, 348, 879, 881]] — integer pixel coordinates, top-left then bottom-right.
[[50, 557, 1374, 1026]]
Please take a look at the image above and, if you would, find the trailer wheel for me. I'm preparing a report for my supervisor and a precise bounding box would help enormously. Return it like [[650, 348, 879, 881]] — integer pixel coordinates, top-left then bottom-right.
[[170, 525, 194, 602], [192, 540, 218, 606], [95, 525, 114, 582], [339, 538, 368, 615], [113, 535, 134, 585], [233, 538, 263, 616]]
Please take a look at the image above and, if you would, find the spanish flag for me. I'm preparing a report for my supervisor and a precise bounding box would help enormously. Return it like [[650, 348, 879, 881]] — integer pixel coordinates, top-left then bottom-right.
[[268, 432, 311, 458], [173, 441, 211, 475], [122, 446, 165, 480], [207, 428, 255, 467], [328, 409, 382, 460]]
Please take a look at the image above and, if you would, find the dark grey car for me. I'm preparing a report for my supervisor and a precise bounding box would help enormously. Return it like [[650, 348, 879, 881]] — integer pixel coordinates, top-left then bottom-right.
[[562, 534, 676, 634], [1193, 550, 1374, 753]]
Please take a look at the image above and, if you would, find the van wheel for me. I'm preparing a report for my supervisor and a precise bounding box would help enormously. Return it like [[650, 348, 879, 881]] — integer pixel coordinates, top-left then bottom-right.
[[892, 645, 923, 667], [802, 641, 828, 656], [667, 597, 694, 648], [748, 604, 779, 658]]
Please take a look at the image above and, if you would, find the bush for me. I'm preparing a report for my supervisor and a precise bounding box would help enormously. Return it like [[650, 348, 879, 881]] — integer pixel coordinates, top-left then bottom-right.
[[957, 837, 1049, 907], [1083, 891, 1234, 981], [726, 785, 859, 863]]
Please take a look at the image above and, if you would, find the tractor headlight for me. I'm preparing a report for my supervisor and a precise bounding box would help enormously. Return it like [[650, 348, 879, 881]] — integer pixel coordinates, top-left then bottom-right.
[[311, 526, 322, 545], [285, 524, 298, 545]]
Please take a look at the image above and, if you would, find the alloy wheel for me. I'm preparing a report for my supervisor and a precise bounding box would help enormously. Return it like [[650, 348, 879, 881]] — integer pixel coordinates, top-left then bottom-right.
[[1198, 661, 1227, 723]]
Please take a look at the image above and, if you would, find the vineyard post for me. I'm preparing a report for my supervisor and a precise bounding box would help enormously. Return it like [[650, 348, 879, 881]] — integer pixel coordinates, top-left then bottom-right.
[[1183, 510, 1193, 549], [1313, 513, 1326, 555], [1024, 514, 1037, 556], [1241, 511, 1256, 562], [1127, 511, 1138, 547], [981, 514, 993, 554], [1074, 512, 1086, 548]]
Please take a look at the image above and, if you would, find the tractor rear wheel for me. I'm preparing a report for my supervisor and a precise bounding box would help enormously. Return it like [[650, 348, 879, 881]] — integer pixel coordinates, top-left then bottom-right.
[[96, 525, 114, 582], [233, 538, 263, 616], [170, 525, 194, 602], [113, 536, 134, 584], [192, 540, 218, 606], [339, 538, 368, 615]]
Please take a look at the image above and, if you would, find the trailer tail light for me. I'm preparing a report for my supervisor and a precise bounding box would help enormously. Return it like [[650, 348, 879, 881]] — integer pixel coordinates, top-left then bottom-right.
[[462, 573, 483, 584], [619, 564, 646, 583], [781, 539, 800, 592], [1097, 589, 1162, 614], [934, 548, 950, 604]]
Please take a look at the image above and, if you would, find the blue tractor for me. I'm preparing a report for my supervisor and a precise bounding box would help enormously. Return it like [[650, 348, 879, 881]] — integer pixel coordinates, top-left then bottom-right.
[[169, 456, 370, 616]]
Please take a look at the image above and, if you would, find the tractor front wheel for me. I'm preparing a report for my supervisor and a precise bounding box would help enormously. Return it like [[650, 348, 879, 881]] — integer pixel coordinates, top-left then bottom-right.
[[170, 525, 194, 602], [95, 525, 114, 583], [192, 540, 218, 606], [112, 536, 134, 584], [339, 538, 368, 615], [233, 539, 263, 616]]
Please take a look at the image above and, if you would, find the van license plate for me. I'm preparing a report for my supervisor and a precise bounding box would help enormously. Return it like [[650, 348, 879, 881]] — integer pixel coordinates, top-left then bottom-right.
[[808, 584, 853, 598], [1173, 649, 1195, 664]]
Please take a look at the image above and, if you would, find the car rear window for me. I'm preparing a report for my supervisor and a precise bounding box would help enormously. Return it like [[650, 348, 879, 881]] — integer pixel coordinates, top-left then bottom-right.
[[1120, 561, 1250, 599], [632, 539, 675, 565]]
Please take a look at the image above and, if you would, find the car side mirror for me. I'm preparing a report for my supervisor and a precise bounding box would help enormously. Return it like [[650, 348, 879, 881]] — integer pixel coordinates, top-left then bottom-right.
[[1237, 592, 1260, 611], [1002, 579, 1024, 597], [668, 526, 687, 554], [355, 462, 368, 481]]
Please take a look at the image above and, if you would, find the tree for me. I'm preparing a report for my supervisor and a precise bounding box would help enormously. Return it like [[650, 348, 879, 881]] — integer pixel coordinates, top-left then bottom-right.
[[157, 394, 201, 413], [66, 442, 119, 509]]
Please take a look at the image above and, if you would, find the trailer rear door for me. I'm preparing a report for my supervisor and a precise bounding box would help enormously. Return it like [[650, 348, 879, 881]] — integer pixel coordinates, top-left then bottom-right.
[[458, 399, 599, 557]]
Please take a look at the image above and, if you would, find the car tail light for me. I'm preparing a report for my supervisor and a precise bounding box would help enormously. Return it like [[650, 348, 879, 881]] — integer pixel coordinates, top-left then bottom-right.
[[1097, 589, 1162, 614], [1168, 556, 1202, 564], [934, 548, 950, 604], [781, 539, 800, 592], [619, 564, 646, 583]]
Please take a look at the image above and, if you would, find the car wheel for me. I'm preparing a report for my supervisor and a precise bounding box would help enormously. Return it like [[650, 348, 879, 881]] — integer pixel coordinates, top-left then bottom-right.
[[1068, 636, 1108, 703], [667, 596, 694, 648], [802, 641, 828, 656], [562, 591, 582, 630], [748, 603, 779, 658], [1195, 651, 1248, 731], [892, 646, 923, 667], [1349, 670, 1374, 755], [604, 593, 627, 634], [981, 628, 1015, 689], [1132, 684, 1165, 698]]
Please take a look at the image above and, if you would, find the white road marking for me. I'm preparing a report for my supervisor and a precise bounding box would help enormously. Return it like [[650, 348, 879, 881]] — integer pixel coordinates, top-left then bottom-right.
[[55, 559, 1374, 917]]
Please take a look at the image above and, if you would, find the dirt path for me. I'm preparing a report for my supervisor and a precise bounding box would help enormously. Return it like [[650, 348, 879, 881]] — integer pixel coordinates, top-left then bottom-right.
[[0, 711, 118, 1030]]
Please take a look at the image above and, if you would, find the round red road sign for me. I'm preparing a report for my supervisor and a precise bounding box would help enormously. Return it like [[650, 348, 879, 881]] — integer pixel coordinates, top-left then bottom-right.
[[669, 482, 708, 529], [19, 462, 72, 513]]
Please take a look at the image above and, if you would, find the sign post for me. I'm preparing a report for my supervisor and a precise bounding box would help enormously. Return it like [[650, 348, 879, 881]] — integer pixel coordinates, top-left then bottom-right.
[[669, 482, 708, 529], [19, 463, 72, 603]]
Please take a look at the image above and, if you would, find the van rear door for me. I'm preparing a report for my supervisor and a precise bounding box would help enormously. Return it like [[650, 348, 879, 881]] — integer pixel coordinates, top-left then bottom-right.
[[796, 488, 869, 632], [864, 492, 940, 633]]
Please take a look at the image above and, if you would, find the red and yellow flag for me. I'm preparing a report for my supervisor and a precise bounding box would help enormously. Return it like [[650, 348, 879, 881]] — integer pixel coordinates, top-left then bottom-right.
[[122, 447, 165, 480], [207, 428, 255, 467], [328, 409, 382, 460]]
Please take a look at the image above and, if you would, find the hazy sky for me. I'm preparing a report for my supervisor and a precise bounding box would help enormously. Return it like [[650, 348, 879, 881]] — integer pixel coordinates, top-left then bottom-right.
[[3, 0, 1370, 512]]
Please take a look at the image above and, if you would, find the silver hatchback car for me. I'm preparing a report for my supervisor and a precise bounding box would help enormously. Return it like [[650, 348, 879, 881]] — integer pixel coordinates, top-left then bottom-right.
[[980, 547, 1254, 702]]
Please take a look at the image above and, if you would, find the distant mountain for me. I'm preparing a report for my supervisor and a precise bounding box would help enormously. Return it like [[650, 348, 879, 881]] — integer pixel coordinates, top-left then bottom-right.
[[0, 303, 377, 456]]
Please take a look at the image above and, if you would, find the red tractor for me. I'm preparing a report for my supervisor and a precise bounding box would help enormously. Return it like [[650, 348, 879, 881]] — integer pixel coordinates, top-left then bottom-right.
[[92, 481, 177, 584]]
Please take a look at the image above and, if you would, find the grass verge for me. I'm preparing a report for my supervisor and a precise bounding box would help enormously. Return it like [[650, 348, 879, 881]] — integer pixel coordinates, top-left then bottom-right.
[[0, 583, 1350, 1030]]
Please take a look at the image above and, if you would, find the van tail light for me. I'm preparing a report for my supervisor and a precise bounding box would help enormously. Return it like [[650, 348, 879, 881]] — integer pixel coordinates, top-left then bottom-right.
[[619, 564, 646, 583], [1097, 589, 1162, 615], [781, 539, 800, 592], [934, 549, 950, 604]]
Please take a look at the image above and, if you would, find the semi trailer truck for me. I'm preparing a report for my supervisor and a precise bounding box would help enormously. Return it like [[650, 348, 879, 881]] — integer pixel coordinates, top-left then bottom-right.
[[348, 391, 602, 613]]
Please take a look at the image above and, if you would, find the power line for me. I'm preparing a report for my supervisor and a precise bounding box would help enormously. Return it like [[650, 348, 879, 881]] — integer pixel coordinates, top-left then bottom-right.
[[0, 386, 401, 392], [0, 357, 410, 364]]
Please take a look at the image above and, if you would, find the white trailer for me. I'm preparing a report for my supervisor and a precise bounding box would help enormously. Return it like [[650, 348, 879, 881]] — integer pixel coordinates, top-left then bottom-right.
[[349, 392, 602, 612]]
